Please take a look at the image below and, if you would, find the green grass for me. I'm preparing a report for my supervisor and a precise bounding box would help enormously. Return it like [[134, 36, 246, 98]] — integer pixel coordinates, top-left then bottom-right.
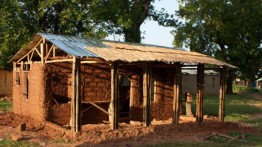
[[0, 100, 12, 112], [233, 85, 261, 93], [189, 94, 262, 122], [0, 138, 38, 147], [150, 93, 262, 147]]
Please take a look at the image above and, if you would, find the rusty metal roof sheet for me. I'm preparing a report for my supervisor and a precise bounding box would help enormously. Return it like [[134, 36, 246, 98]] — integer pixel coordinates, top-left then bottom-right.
[[10, 33, 235, 68]]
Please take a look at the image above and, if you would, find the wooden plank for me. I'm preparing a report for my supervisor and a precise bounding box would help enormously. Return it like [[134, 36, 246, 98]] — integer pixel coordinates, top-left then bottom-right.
[[196, 64, 204, 123], [110, 62, 119, 130], [219, 66, 227, 122], [143, 62, 151, 127], [89, 102, 111, 116], [172, 64, 182, 124]]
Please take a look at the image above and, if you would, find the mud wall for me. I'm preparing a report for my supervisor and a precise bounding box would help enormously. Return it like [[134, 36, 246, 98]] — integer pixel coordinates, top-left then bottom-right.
[[44, 63, 111, 125], [182, 74, 220, 95], [130, 68, 175, 121], [0, 69, 13, 96], [13, 63, 47, 121]]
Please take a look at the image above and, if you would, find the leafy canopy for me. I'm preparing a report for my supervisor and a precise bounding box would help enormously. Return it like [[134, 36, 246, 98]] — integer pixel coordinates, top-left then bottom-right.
[[0, 0, 175, 68], [173, 0, 262, 80]]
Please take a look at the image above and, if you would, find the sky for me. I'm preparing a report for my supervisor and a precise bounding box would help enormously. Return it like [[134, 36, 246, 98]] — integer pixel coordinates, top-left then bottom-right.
[[106, 0, 179, 48]]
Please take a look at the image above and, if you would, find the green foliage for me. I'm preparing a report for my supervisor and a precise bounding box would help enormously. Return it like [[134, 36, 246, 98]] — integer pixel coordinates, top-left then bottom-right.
[[174, 0, 262, 81], [0, 0, 175, 68]]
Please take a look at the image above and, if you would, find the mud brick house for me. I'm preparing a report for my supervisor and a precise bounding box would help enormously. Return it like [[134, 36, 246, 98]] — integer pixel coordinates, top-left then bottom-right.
[[10, 33, 235, 133], [182, 69, 220, 95], [0, 68, 13, 96]]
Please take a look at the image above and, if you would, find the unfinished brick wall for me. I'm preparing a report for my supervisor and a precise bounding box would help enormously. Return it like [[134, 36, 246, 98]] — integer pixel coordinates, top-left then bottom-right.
[[0, 69, 13, 96], [13, 63, 48, 121], [130, 68, 175, 121], [151, 68, 175, 120], [44, 63, 111, 125]]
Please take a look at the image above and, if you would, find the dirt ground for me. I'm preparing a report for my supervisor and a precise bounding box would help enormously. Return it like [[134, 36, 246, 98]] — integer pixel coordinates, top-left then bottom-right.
[[0, 111, 258, 147], [0, 93, 261, 146]]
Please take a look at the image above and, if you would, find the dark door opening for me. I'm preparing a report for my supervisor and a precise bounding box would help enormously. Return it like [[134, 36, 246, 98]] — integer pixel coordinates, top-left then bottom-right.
[[119, 75, 130, 122]]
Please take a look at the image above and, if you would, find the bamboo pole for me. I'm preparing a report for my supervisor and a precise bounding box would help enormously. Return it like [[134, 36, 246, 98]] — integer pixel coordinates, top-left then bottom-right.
[[219, 66, 227, 122], [172, 64, 182, 124], [196, 64, 204, 123], [143, 62, 151, 127], [110, 62, 119, 130]]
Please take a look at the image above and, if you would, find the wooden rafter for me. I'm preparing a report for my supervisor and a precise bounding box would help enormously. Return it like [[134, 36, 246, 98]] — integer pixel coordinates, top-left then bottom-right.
[[17, 38, 43, 63]]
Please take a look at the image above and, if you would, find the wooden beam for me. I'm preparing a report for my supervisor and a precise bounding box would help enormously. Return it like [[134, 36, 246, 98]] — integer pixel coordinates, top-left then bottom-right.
[[45, 59, 73, 63], [110, 62, 119, 130], [40, 43, 45, 65], [45, 44, 55, 61], [71, 56, 82, 133], [172, 64, 182, 125], [143, 62, 151, 127], [196, 64, 204, 123], [88, 102, 111, 116], [81, 61, 108, 64], [17, 38, 43, 62], [219, 66, 227, 122]]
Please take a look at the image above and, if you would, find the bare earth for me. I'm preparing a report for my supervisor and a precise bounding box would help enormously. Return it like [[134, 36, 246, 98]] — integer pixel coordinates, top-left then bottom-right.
[[0, 112, 258, 147], [0, 93, 261, 146]]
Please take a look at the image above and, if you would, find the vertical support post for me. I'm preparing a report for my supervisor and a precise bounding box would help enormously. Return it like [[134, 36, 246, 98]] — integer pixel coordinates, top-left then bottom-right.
[[40, 43, 45, 65], [196, 64, 204, 123], [110, 62, 119, 130], [71, 56, 82, 133], [143, 62, 151, 127], [219, 66, 227, 122], [172, 63, 182, 125]]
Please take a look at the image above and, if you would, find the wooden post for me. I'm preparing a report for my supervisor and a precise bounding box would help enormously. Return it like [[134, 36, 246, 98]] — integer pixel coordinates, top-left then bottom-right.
[[196, 64, 204, 123], [40, 43, 45, 65], [110, 62, 119, 130], [143, 62, 151, 127], [219, 66, 227, 122], [172, 64, 182, 125], [71, 56, 82, 133]]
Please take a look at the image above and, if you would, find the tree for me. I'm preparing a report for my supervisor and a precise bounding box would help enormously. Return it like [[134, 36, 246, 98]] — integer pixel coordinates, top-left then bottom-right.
[[0, 0, 107, 68], [88, 0, 176, 43], [173, 0, 262, 93], [0, 0, 175, 68]]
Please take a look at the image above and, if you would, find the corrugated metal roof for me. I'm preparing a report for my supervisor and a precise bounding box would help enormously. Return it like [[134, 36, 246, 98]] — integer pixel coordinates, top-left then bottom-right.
[[10, 33, 236, 68]]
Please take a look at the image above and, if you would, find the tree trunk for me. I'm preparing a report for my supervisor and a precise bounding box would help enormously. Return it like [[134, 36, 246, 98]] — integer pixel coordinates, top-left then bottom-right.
[[226, 70, 233, 94], [124, 25, 141, 43]]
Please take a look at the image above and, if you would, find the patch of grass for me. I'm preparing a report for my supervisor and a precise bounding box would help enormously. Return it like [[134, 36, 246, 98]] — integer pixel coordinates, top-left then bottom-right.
[[0, 100, 12, 112], [190, 94, 262, 122], [0, 138, 37, 147], [233, 85, 260, 93]]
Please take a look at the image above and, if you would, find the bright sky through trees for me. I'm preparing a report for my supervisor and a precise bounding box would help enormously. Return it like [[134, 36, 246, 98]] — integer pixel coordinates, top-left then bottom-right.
[[106, 0, 179, 47]]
